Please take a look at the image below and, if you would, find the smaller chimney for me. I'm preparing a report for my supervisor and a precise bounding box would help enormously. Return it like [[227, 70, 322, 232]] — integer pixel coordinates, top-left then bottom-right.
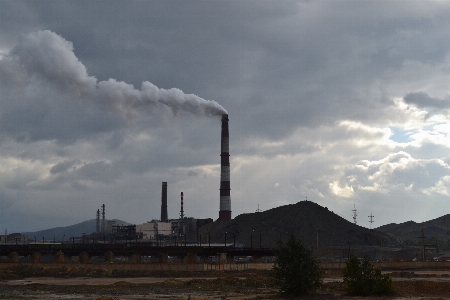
[[101, 204, 106, 233], [96, 209, 100, 233], [180, 192, 184, 219], [161, 182, 168, 222]]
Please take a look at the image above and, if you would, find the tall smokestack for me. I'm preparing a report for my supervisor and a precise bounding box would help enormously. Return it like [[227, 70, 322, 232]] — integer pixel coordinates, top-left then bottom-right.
[[219, 114, 231, 221], [161, 182, 168, 222]]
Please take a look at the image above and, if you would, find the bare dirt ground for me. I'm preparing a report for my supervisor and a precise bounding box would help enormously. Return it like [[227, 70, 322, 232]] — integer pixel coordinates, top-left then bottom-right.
[[1, 266, 450, 299]]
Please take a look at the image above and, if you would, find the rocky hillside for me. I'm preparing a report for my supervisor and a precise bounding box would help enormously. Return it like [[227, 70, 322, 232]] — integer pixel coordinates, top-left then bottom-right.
[[376, 215, 450, 244], [196, 200, 396, 249]]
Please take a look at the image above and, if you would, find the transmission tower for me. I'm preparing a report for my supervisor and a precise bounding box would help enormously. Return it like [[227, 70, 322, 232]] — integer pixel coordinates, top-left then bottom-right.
[[368, 213, 374, 229], [352, 204, 357, 225]]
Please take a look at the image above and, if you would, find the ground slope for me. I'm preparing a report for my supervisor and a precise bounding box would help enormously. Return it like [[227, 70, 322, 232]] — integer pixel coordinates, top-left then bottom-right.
[[197, 200, 395, 249], [376, 214, 450, 243]]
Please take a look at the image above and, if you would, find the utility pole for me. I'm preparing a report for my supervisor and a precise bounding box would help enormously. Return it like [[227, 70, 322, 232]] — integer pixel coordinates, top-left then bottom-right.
[[419, 230, 426, 261], [352, 204, 357, 225], [368, 213, 374, 230]]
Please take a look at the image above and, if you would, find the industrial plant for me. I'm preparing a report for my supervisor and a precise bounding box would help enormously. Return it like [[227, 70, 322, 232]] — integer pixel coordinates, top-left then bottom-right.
[[68, 114, 231, 245]]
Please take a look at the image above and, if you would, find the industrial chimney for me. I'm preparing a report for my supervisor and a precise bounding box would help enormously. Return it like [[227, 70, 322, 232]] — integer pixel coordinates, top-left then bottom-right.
[[180, 192, 184, 219], [161, 182, 168, 222], [96, 209, 100, 233], [218, 114, 231, 221], [101, 204, 105, 233]]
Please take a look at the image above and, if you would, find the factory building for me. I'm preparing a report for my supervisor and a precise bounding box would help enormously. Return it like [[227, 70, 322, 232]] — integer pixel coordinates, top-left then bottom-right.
[[111, 224, 139, 241], [0, 233, 28, 244], [136, 221, 171, 240]]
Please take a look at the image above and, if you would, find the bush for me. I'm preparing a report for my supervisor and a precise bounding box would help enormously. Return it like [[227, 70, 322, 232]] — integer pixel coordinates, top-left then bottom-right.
[[272, 234, 323, 296], [343, 254, 394, 296]]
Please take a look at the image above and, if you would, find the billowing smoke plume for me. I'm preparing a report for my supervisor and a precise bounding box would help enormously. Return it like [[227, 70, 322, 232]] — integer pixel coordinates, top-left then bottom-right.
[[2, 30, 227, 120]]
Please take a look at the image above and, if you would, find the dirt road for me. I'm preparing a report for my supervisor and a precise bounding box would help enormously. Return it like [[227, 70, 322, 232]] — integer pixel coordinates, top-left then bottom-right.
[[1, 267, 450, 299]]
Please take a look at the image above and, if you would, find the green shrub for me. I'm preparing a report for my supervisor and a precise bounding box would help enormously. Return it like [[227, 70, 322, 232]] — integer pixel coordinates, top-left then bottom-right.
[[343, 254, 394, 296], [272, 234, 323, 296]]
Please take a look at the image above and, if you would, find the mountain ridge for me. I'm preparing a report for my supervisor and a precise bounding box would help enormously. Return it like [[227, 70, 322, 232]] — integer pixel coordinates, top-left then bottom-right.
[[197, 200, 397, 248], [376, 214, 450, 243], [21, 219, 131, 241]]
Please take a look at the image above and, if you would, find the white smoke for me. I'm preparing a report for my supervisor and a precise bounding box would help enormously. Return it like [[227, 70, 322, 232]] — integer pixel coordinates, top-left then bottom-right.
[[5, 30, 227, 119]]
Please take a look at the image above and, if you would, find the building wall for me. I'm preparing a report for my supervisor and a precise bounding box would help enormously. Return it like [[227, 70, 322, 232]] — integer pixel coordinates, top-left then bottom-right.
[[136, 221, 171, 240], [0, 234, 28, 244]]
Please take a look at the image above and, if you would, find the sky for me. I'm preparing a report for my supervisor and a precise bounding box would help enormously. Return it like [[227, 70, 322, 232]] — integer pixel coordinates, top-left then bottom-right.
[[0, 1, 449, 233]]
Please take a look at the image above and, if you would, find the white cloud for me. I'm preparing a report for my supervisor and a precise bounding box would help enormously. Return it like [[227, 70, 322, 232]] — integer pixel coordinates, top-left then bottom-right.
[[329, 181, 354, 198], [423, 175, 450, 196]]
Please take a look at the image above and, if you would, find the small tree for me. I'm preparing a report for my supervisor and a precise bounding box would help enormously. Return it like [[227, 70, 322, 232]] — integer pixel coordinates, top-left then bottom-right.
[[273, 234, 323, 296], [343, 254, 393, 296]]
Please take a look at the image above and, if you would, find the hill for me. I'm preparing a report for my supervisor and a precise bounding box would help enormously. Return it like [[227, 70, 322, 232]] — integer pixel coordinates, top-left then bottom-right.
[[196, 200, 396, 249], [22, 219, 131, 241], [376, 215, 450, 244]]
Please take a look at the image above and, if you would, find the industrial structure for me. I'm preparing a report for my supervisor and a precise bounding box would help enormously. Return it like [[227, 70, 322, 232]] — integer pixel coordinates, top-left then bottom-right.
[[96, 209, 100, 233], [0, 233, 28, 244], [120, 115, 231, 240], [180, 192, 184, 220], [101, 204, 106, 233], [136, 221, 171, 240], [161, 182, 168, 222], [12, 117, 228, 246], [111, 224, 139, 241], [218, 114, 231, 221]]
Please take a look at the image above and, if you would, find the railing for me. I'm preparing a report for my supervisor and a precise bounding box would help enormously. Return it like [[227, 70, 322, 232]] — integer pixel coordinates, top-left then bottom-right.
[[0, 243, 276, 257]]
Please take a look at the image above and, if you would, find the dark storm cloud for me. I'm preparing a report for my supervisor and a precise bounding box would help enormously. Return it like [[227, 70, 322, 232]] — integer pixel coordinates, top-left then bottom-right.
[[3, 1, 448, 143], [404, 92, 450, 110], [50, 160, 79, 175]]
